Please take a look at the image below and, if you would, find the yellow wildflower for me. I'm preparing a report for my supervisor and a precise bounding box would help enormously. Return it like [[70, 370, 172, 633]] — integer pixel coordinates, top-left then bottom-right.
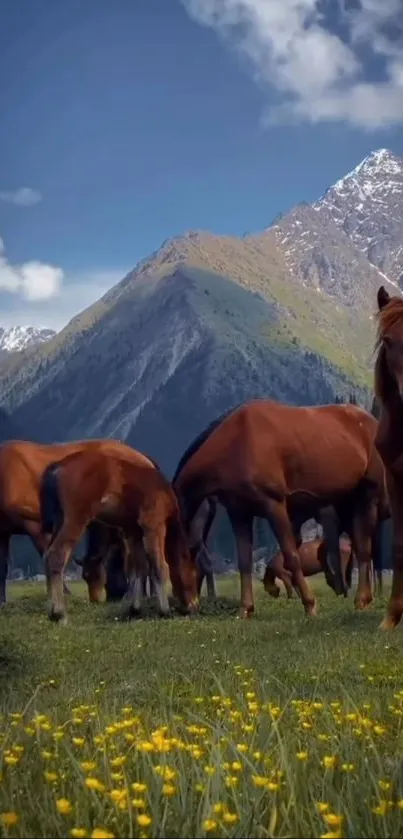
[[236, 743, 248, 753], [72, 737, 85, 747], [213, 804, 224, 815], [131, 782, 147, 793], [44, 771, 58, 783], [80, 761, 97, 773], [223, 812, 239, 824], [252, 775, 268, 788], [203, 819, 218, 832], [85, 778, 106, 792], [131, 799, 146, 809], [322, 756, 336, 769], [316, 802, 330, 814], [323, 814, 344, 828], [137, 814, 152, 828], [372, 800, 390, 816], [162, 783, 176, 796], [91, 830, 115, 839], [204, 766, 216, 776], [341, 763, 354, 772], [267, 781, 280, 792], [56, 799, 73, 816], [296, 751, 308, 761], [379, 780, 391, 791], [70, 830, 88, 838], [0, 812, 18, 827], [231, 761, 242, 772], [4, 756, 19, 766], [374, 725, 387, 736], [320, 832, 343, 839]]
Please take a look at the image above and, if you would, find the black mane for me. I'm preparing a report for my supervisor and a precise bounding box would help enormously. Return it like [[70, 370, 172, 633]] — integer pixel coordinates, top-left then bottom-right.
[[172, 407, 237, 484]]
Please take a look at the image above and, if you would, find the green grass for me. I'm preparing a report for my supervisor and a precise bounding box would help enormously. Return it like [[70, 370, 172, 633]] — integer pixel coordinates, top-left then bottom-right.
[[0, 576, 403, 838]]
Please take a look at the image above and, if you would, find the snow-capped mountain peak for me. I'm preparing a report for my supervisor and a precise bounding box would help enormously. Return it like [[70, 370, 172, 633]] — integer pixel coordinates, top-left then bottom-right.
[[0, 326, 56, 354], [313, 148, 403, 288]]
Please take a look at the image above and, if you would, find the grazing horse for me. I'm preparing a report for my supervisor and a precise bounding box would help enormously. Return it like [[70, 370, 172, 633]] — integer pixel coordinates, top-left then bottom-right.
[[40, 440, 198, 623], [374, 285, 403, 629], [0, 439, 107, 604], [263, 536, 354, 599], [172, 400, 385, 619]]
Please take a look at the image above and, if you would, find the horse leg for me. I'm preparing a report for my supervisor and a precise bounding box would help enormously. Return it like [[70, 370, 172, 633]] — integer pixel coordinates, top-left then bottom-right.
[[317, 506, 346, 596], [197, 543, 216, 599], [226, 507, 254, 619], [380, 481, 403, 630], [263, 565, 281, 598], [44, 521, 87, 623], [262, 500, 316, 616], [372, 522, 383, 597], [0, 534, 10, 606], [280, 569, 294, 598], [142, 526, 170, 617], [352, 502, 377, 611]]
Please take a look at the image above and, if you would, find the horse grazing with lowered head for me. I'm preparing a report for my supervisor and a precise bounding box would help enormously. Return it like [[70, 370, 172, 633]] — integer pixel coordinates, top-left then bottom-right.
[[173, 399, 386, 619], [374, 285, 403, 629], [263, 535, 354, 599], [40, 440, 198, 623]]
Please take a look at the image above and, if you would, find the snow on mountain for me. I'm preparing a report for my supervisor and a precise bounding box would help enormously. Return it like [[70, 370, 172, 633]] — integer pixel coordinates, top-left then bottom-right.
[[0, 326, 56, 354], [314, 149, 403, 288]]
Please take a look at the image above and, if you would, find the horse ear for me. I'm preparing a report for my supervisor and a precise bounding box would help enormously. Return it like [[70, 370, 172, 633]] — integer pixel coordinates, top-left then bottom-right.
[[377, 286, 391, 311]]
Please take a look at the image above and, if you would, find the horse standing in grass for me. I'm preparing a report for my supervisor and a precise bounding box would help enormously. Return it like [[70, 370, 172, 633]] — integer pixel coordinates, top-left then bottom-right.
[[173, 400, 385, 619], [0, 439, 108, 604], [263, 536, 354, 599], [40, 440, 198, 623], [374, 285, 403, 629]]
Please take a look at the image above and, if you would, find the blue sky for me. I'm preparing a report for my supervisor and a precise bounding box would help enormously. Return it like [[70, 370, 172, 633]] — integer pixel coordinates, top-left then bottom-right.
[[1, 0, 403, 329]]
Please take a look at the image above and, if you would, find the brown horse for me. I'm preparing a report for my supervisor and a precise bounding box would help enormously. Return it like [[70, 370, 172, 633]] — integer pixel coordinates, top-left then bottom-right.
[[0, 439, 108, 604], [172, 400, 385, 619], [374, 285, 403, 629], [263, 535, 354, 599], [40, 440, 198, 622]]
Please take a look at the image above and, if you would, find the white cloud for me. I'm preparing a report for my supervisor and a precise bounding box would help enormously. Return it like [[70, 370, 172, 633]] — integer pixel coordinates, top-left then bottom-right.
[[181, 0, 403, 129], [0, 236, 63, 301], [0, 187, 42, 207], [0, 269, 126, 331]]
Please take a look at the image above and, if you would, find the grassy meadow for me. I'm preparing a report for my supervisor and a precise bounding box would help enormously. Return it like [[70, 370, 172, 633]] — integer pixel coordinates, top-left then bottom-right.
[[1, 574, 403, 838]]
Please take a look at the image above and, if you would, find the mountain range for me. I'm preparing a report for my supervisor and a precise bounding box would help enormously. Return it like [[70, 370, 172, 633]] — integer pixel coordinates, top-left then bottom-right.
[[0, 148, 402, 477]]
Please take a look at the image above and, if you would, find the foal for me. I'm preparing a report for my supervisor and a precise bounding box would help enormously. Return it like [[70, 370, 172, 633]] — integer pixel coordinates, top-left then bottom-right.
[[40, 441, 198, 623]]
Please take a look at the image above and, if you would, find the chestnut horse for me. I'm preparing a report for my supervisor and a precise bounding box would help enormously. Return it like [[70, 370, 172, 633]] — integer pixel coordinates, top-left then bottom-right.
[[0, 439, 108, 604], [263, 536, 354, 599], [40, 440, 198, 622], [374, 285, 403, 629], [173, 400, 385, 619]]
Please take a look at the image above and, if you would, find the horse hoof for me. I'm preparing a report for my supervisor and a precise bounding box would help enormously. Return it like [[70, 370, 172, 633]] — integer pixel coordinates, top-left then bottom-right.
[[305, 603, 317, 617], [159, 610, 172, 619], [380, 615, 401, 632], [354, 595, 373, 611], [239, 606, 254, 620]]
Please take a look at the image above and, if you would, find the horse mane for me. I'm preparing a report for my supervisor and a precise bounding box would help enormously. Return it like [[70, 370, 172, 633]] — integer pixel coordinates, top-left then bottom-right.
[[374, 297, 403, 407], [172, 407, 238, 483]]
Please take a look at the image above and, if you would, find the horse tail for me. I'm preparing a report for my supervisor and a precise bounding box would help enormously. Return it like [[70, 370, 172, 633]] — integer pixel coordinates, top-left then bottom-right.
[[40, 463, 63, 537]]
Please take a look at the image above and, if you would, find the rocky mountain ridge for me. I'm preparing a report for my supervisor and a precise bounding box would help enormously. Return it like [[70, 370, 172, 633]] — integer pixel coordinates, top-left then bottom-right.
[[0, 148, 401, 475], [0, 326, 55, 355]]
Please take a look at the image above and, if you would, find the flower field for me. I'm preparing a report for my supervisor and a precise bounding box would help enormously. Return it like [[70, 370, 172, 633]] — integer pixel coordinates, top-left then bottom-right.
[[1, 576, 403, 838]]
